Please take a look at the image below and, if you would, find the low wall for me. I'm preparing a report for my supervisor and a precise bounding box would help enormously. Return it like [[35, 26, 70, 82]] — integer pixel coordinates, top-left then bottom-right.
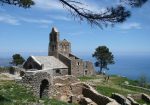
[[111, 93, 131, 105], [53, 75, 119, 105], [127, 96, 140, 105], [82, 84, 119, 105], [142, 93, 150, 103]]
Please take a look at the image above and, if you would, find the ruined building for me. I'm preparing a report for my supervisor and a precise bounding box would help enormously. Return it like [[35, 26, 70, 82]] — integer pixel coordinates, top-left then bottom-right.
[[23, 27, 95, 76]]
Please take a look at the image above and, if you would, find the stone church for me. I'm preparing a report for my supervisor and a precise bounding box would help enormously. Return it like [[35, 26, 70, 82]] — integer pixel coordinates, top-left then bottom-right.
[[23, 27, 95, 76]]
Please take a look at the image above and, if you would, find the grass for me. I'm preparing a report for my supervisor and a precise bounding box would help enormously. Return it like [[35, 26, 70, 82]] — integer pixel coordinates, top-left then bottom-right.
[[96, 85, 130, 97], [78, 75, 100, 81], [79, 75, 150, 97], [136, 99, 150, 105], [1, 75, 150, 105], [121, 84, 150, 95], [0, 80, 76, 105]]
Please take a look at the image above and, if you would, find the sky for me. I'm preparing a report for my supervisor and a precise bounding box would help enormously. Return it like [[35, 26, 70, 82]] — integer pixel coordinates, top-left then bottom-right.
[[0, 0, 150, 58]]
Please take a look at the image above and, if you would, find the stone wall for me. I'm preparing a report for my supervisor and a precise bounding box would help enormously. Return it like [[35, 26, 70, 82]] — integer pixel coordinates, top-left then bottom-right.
[[82, 84, 119, 105], [53, 75, 119, 105], [83, 61, 95, 76], [58, 53, 71, 75], [22, 71, 53, 98], [53, 68, 68, 76], [111, 93, 131, 105], [70, 57, 84, 77], [142, 93, 150, 103], [23, 57, 42, 70], [127, 96, 140, 105]]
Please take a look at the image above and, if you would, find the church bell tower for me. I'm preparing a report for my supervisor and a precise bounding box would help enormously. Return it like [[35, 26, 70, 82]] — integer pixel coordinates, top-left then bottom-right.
[[48, 27, 59, 58]]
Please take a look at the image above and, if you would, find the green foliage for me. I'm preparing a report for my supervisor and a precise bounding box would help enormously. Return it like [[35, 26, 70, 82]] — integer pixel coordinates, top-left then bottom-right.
[[44, 98, 77, 105], [96, 85, 130, 97], [121, 85, 150, 95], [78, 76, 99, 81], [0, 80, 76, 105], [11, 54, 25, 66], [0, 0, 34, 8], [92, 46, 115, 73], [136, 99, 150, 105], [138, 75, 147, 87], [0, 67, 9, 71]]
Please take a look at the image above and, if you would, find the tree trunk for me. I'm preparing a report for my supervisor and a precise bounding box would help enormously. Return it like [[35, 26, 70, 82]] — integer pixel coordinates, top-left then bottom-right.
[[99, 66, 103, 74], [99, 61, 103, 74]]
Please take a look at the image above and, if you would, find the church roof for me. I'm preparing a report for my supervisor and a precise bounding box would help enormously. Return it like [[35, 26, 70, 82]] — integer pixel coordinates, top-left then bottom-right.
[[31, 56, 68, 69]]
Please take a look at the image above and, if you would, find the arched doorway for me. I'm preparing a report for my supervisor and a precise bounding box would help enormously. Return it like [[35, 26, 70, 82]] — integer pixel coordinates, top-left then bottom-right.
[[40, 79, 49, 98]]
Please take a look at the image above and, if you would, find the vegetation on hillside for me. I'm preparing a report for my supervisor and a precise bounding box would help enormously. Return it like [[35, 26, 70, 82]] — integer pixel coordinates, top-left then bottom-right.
[[79, 75, 150, 96], [0, 74, 150, 105], [92, 46, 115, 74], [11, 54, 25, 66], [79, 75, 150, 104], [0, 80, 75, 105]]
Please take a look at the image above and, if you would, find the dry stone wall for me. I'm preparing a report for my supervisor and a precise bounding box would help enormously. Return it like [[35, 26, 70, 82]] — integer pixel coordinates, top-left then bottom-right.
[[52, 75, 119, 105], [22, 72, 53, 98], [127, 96, 140, 105], [111, 93, 131, 105], [141, 93, 150, 103]]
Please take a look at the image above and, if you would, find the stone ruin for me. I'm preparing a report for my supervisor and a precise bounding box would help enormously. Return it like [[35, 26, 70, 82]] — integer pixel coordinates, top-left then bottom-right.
[[22, 72, 119, 105], [21, 71, 150, 105], [22, 71, 53, 98], [111, 93, 150, 105]]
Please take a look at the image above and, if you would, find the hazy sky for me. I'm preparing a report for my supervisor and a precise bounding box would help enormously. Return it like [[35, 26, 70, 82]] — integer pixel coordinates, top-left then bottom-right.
[[0, 0, 150, 58]]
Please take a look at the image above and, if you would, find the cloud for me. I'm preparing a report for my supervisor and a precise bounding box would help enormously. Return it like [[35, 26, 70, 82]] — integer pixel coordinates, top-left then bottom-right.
[[78, 0, 106, 12], [0, 14, 20, 25], [63, 32, 86, 36], [0, 13, 53, 26], [119, 22, 142, 30], [19, 17, 53, 24], [49, 15, 71, 21], [33, 0, 64, 10], [33, 0, 107, 13]]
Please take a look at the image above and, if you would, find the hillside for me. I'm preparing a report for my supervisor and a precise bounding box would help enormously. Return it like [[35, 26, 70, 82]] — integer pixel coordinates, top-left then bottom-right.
[[0, 74, 150, 105]]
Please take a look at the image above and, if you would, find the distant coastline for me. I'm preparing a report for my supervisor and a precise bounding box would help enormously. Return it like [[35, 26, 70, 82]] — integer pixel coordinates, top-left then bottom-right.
[[1, 54, 150, 82]]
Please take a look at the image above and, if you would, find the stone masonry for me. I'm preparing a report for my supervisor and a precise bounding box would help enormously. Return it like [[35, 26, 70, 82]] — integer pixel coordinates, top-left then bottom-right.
[[23, 27, 95, 77]]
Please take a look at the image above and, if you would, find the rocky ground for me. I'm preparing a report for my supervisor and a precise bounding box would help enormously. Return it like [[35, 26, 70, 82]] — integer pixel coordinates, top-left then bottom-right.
[[0, 73, 150, 105]]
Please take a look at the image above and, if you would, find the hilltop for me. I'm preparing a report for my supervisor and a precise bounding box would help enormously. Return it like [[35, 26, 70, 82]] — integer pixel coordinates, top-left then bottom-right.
[[0, 73, 150, 105]]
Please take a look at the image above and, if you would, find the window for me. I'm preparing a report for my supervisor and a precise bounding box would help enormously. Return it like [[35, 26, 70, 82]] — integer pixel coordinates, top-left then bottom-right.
[[56, 69, 61, 74], [85, 70, 87, 75], [77, 62, 80, 66]]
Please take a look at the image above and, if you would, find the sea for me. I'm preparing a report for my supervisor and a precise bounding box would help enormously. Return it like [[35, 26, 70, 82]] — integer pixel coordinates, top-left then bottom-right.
[[0, 55, 150, 82], [82, 54, 150, 82]]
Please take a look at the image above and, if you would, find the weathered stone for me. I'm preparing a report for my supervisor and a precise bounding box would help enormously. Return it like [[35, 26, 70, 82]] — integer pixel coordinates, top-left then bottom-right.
[[23, 27, 95, 77], [127, 96, 140, 105], [52, 75, 119, 105], [142, 93, 150, 103], [22, 72, 53, 98], [82, 84, 119, 105], [80, 97, 97, 105], [130, 94, 142, 100], [111, 93, 131, 105]]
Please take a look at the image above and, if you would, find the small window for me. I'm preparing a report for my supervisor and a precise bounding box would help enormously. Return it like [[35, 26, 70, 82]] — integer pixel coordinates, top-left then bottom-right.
[[77, 62, 80, 66], [85, 70, 87, 75], [56, 69, 61, 74]]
